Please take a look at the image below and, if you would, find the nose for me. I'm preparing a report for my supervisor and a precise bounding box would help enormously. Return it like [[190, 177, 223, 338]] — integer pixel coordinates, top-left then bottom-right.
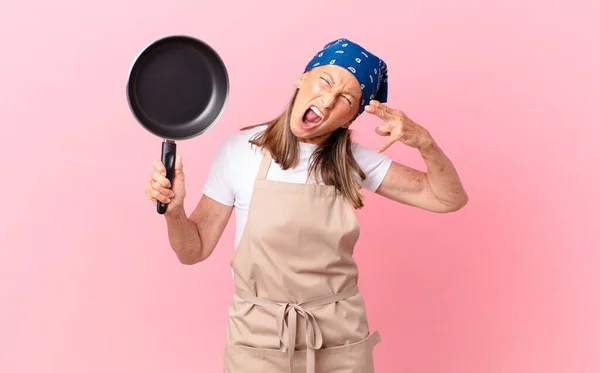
[[321, 91, 336, 109]]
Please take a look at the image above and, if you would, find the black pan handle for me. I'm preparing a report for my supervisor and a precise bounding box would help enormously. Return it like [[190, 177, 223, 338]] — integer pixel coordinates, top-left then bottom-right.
[[158, 140, 176, 214]]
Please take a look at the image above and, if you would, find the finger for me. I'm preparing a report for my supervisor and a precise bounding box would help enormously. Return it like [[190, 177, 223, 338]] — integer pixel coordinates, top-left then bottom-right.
[[377, 137, 396, 153], [363, 104, 384, 119], [375, 123, 392, 136], [145, 182, 170, 204], [152, 171, 171, 188], [372, 101, 398, 118], [364, 101, 393, 121], [378, 104, 388, 118], [146, 179, 170, 197], [146, 183, 155, 200], [151, 188, 171, 204], [152, 180, 174, 197], [151, 159, 166, 176], [148, 193, 158, 206], [147, 191, 157, 204]]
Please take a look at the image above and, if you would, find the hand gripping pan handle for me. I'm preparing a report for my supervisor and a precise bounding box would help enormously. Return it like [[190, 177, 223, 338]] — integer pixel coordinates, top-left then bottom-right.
[[158, 140, 176, 214]]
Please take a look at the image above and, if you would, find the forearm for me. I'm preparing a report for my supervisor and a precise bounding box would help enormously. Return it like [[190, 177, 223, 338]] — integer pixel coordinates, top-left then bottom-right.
[[419, 138, 468, 209], [164, 207, 205, 264]]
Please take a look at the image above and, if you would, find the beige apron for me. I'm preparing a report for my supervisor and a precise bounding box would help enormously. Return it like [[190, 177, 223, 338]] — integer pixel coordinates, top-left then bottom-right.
[[224, 149, 381, 373]]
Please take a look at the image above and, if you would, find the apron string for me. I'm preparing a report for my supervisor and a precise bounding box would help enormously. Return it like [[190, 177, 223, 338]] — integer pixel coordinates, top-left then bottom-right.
[[236, 286, 359, 373]]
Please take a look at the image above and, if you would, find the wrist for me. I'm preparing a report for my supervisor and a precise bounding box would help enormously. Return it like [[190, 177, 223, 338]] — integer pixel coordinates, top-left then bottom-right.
[[164, 204, 186, 220], [418, 132, 436, 153]]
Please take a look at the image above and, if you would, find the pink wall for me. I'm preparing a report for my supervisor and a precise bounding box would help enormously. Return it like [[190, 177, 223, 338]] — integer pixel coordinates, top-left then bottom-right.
[[1, 0, 598, 372]]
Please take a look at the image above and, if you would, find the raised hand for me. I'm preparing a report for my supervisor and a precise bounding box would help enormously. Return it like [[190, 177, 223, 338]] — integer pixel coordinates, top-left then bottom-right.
[[364, 100, 432, 153]]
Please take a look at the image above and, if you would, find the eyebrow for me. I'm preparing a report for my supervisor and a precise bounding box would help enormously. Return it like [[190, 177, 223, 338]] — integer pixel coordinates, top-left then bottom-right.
[[323, 71, 360, 100], [324, 71, 335, 83]]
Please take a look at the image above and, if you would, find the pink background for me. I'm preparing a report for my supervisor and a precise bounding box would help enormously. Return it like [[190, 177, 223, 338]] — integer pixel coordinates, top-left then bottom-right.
[[1, 0, 598, 372]]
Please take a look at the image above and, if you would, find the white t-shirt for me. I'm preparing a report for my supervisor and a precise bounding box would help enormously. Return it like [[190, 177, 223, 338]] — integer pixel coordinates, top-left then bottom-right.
[[202, 125, 392, 250]]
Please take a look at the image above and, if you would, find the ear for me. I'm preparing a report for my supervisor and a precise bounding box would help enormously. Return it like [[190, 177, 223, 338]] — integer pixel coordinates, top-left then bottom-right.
[[296, 72, 307, 88]]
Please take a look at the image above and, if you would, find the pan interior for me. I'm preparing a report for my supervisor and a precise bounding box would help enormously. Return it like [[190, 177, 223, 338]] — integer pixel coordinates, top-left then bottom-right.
[[134, 43, 214, 126]]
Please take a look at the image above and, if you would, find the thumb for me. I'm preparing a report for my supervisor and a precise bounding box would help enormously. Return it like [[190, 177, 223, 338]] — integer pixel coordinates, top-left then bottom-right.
[[174, 155, 184, 174]]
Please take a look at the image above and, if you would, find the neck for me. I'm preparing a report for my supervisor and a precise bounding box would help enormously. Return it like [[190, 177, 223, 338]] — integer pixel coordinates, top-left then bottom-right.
[[296, 130, 336, 146]]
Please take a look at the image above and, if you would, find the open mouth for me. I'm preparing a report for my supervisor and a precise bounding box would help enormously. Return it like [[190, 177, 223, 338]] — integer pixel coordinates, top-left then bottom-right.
[[301, 106, 324, 129]]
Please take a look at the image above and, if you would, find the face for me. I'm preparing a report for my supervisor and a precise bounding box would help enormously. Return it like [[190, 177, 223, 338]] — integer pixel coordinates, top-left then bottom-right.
[[290, 65, 362, 144]]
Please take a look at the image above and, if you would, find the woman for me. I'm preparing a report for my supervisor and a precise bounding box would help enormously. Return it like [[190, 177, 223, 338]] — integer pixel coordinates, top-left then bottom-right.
[[145, 38, 468, 373]]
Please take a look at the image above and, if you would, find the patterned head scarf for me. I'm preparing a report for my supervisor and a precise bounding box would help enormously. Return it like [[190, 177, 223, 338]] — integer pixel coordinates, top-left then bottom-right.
[[304, 38, 388, 117]]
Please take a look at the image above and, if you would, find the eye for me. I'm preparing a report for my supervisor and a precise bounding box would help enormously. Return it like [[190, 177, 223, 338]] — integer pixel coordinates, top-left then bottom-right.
[[342, 95, 352, 105], [319, 76, 330, 85]]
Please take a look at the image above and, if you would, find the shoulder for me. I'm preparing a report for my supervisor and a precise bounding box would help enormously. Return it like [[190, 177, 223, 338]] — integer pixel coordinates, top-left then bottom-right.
[[214, 125, 267, 160], [350, 141, 390, 166], [350, 140, 392, 192], [219, 125, 264, 149], [221, 125, 266, 151], [203, 125, 266, 206]]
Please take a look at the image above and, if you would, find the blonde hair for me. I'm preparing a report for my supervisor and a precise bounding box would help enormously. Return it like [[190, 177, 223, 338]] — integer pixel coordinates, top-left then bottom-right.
[[241, 89, 367, 208]]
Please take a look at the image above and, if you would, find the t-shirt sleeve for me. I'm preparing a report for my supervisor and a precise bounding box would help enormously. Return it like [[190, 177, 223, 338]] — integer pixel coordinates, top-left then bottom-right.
[[351, 142, 393, 192], [202, 136, 235, 206]]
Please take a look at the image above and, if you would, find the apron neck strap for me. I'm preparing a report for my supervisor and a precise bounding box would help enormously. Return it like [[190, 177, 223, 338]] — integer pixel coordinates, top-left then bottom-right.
[[257, 149, 273, 180]]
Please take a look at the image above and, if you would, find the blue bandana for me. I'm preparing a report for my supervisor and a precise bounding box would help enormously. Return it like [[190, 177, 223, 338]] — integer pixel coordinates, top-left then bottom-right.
[[304, 38, 388, 117]]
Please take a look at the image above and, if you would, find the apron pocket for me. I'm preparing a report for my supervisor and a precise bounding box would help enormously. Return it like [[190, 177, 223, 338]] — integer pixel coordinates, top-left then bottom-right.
[[316, 330, 382, 373], [224, 331, 382, 373], [224, 343, 289, 373]]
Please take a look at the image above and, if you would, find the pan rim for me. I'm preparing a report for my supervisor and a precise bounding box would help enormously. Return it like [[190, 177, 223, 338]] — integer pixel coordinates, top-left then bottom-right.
[[125, 34, 230, 141]]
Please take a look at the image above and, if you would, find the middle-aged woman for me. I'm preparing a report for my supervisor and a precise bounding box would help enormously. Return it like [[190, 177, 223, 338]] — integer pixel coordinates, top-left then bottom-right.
[[145, 38, 468, 373]]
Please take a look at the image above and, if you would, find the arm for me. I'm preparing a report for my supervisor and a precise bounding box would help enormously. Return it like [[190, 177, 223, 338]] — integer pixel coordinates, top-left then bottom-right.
[[375, 138, 468, 213], [164, 195, 233, 265], [162, 133, 237, 264], [364, 100, 468, 213]]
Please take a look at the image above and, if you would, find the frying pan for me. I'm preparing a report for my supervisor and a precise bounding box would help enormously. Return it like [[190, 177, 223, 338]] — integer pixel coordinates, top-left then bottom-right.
[[126, 35, 229, 214]]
